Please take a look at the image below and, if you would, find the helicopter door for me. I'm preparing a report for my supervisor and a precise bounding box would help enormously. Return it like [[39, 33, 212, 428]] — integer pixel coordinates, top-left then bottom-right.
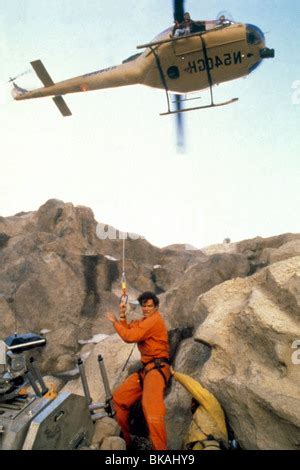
[[173, 36, 203, 57], [204, 25, 248, 85]]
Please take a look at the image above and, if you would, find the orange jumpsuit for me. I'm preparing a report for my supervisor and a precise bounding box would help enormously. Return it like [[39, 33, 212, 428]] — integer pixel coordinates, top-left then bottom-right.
[[113, 311, 170, 450]]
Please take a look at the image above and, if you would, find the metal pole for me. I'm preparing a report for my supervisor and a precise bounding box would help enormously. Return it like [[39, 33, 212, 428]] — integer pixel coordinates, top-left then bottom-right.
[[25, 370, 42, 397], [29, 357, 48, 396], [97, 355, 115, 417], [77, 358, 92, 405]]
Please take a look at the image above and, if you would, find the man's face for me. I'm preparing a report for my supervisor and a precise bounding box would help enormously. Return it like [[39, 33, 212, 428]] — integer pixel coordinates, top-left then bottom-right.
[[141, 299, 157, 318]]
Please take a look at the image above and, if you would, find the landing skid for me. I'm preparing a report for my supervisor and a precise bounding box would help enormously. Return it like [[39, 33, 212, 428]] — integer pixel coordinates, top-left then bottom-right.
[[160, 97, 238, 116]]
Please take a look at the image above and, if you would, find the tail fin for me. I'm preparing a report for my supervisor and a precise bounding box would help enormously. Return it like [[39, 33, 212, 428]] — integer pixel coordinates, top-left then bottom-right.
[[30, 59, 72, 117], [12, 83, 28, 98]]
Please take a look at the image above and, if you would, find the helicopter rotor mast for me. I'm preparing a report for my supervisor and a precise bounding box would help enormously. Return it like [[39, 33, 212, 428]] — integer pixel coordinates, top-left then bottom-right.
[[174, 0, 185, 24]]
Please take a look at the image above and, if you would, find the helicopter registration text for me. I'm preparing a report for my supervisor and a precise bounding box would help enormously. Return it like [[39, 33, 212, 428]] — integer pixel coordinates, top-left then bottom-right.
[[185, 51, 242, 74]]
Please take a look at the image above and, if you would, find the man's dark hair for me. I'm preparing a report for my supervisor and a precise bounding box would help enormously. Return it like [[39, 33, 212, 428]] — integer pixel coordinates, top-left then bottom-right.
[[137, 291, 159, 307]]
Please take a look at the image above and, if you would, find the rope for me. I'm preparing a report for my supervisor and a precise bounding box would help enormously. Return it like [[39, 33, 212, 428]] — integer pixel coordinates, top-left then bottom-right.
[[121, 344, 136, 372], [122, 237, 125, 274], [120, 236, 134, 372], [120, 237, 128, 305]]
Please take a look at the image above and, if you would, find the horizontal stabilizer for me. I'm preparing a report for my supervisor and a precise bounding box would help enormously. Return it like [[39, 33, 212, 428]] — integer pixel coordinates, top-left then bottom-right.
[[52, 96, 72, 117]]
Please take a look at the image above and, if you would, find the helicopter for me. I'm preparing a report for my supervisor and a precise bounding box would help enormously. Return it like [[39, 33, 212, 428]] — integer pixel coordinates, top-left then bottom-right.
[[12, 0, 274, 147]]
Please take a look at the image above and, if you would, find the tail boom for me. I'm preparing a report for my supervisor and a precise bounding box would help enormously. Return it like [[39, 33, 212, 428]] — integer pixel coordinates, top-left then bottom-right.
[[13, 60, 141, 102]]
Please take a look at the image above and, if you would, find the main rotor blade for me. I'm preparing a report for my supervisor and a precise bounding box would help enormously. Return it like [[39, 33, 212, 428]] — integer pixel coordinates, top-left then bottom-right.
[[174, 0, 185, 23], [175, 95, 185, 151]]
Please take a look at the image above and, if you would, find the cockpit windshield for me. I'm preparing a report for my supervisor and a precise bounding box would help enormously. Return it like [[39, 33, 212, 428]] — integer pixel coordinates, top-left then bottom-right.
[[206, 17, 235, 30], [246, 24, 265, 45], [215, 11, 235, 27]]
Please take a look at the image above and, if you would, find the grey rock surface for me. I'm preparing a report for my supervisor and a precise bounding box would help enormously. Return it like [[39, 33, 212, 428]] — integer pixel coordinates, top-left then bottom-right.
[[193, 257, 300, 450]]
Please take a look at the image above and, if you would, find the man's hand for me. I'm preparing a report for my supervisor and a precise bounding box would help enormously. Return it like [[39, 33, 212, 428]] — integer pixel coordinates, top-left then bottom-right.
[[119, 303, 127, 318], [106, 312, 117, 324], [170, 366, 175, 376]]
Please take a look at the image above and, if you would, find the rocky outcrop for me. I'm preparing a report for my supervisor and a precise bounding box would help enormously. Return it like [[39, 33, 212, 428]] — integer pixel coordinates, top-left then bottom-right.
[[236, 234, 300, 274], [161, 253, 250, 329], [0, 296, 16, 338], [0, 200, 160, 372], [1, 199, 300, 450], [92, 417, 123, 450], [192, 256, 300, 450], [0, 199, 252, 373]]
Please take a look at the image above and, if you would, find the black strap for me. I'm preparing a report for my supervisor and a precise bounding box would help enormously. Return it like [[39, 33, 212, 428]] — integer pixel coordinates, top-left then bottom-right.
[[149, 47, 171, 113], [138, 358, 170, 388], [151, 365, 169, 387], [142, 357, 170, 367]]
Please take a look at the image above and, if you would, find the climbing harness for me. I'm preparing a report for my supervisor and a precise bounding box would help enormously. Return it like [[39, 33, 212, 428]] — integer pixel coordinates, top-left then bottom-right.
[[137, 358, 171, 388]]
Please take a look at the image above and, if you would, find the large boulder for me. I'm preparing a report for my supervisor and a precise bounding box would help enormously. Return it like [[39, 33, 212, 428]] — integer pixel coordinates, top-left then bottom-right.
[[261, 240, 300, 265], [192, 256, 300, 450], [0, 200, 160, 372], [62, 334, 141, 402], [0, 296, 16, 338], [153, 245, 207, 293], [92, 417, 121, 449], [161, 253, 250, 329], [236, 233, 300, 274]]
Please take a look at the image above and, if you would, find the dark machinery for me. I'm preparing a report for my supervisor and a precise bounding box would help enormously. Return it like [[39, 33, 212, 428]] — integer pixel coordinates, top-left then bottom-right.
[[0, 333, 114, 450]]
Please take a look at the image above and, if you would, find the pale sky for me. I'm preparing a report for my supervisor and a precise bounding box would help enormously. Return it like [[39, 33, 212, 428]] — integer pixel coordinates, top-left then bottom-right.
[[0, 0, 299, 248]]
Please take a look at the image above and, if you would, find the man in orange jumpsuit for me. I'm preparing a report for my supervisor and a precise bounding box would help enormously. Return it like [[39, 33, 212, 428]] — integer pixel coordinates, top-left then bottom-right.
[[106, 291, 170, 450]]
